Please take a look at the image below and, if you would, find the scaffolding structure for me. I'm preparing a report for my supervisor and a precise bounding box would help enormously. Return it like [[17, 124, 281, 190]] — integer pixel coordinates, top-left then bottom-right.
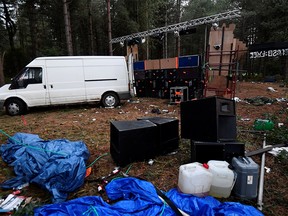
[[110, 10, 241, 44], [203, 23, 247, 99]]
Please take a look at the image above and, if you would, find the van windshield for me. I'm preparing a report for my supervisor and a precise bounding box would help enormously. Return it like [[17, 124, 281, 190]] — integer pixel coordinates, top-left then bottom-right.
[[10, 67, 43, 89]]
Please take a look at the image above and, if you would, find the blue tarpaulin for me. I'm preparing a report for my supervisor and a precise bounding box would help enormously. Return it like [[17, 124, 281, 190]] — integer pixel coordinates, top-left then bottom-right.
[[0, 132, 90, 203], [166, 188, 263, 216], [34, 177, 263, 216]]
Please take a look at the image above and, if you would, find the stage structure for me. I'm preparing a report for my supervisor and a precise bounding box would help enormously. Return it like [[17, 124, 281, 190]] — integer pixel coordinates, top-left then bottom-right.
[[110, 10, 247, 100]]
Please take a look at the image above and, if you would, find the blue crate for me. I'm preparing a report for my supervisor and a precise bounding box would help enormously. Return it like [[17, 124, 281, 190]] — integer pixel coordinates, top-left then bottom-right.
[[178, 55, 199, 68], [133, 61, 145, 71]]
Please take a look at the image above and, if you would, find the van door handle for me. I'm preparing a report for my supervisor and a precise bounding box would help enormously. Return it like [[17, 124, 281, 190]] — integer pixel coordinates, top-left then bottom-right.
[[50, 85, 53, 88], [43, 85, 46, 89]]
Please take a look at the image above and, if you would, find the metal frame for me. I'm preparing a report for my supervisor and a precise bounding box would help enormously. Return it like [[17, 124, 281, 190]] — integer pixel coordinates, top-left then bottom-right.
[[110, 10, 241, 44]]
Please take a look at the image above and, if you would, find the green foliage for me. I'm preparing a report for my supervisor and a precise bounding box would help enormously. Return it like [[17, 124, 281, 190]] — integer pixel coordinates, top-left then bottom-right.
[[234, 0, 288, 43], [276, 149, 288, 164], [180, 0, 237, 55], [267, 126, 288, 144], [3, 48, 30, 80], [233, 0, 288, 79], [0, 0, 287, 76]]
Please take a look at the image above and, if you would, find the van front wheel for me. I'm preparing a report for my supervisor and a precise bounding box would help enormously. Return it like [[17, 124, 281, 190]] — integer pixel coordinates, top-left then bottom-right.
[[5, 99, 26, 116], [101, 92, 119, 107]]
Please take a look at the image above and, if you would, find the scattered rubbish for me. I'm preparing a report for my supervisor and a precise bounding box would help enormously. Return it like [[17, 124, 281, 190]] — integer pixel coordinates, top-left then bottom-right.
[[92, 118, 96, 121], [118, 110, 128, 114], [276, 98, 287, 102], [151, 108, 161, 114], [244, 96, 275, 106], [0, 194, 25, 213], [85, 167, 92, 178], [13, 183, 29, 191], [233, 97, 241, 102], [264, 166, 271, 173], [128, 99, 140, 103], [167, 151, 177, 155], [241, 118, 250, 121], [267, 87, 277, 92], [149, 104, 158, 108], [278, 123, 284, 127], [148, 159, 154, 165], [253, 119, 274, 131], [268, 147, 288, 156], [162, 109, 169, 113]]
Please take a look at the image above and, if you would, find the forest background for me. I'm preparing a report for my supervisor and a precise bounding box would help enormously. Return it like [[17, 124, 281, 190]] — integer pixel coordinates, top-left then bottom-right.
[[0, 0, 288, 85]]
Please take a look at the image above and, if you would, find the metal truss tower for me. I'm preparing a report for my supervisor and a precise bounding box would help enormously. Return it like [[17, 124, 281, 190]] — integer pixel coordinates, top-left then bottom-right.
[[110, 9, 241, 44]]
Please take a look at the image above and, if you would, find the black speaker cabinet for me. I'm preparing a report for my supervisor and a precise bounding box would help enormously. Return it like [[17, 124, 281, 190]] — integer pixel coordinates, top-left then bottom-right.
[[110, 120, 158, 167], [191, 140, 245, 163], [137, 117, 179, 155], [181, 96, 237, 141]]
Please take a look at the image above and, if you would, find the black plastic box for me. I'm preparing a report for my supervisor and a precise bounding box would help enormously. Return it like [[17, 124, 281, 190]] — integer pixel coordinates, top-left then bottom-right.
[[138, 117, 179, 155], [110, 120, 158, 167], [191, 140, 245, 163], [181, 96, 237, 141]]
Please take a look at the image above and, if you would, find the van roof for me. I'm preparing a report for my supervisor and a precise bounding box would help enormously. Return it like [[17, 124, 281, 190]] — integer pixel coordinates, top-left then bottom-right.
[[35, 56, 125, 60]]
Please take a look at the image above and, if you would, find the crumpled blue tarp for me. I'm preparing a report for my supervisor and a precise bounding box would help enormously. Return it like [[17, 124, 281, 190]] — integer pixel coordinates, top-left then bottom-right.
[[0, 132, 90, 203], [166, 188, 263, 216], [34, 177, 263, 216], [34, 177, 176, 216]]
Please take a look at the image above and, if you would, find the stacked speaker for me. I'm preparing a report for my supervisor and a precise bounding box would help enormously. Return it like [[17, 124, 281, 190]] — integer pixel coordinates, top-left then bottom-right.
[[133, 55, 203, 100], [110, 117, 179, 167], [180, 96, 244, 163]]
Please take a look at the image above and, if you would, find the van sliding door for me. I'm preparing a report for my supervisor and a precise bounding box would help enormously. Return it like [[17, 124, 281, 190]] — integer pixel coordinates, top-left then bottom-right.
[[45, 59, 86, 105]]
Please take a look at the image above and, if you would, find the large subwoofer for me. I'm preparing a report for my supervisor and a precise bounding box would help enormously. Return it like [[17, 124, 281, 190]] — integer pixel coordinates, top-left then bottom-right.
[[181, 96, 237, 141], [191, 140, 245, 163], [137, 116, 179, 155], [110, 120, 158, 167]]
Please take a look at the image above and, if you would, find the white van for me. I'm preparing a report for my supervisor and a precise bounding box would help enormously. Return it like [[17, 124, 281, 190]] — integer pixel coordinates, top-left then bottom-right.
[[0, 56, 132, 116]]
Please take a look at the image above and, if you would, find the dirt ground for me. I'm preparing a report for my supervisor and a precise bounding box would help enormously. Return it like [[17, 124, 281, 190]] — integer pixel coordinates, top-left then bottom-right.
[[0, 81, 288, 215]]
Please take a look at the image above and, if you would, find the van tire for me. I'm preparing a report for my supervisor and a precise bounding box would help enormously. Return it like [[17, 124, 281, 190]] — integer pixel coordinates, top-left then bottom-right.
[[5, 98, 26, 116], [101, 92, 119, 107]]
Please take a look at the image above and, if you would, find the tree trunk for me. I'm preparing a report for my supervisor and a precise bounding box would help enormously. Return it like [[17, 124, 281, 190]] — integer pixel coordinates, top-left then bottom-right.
[[0, 52, 5, 87], [2, 0, 16, 50], [107, 0, 113, 56], [27, 0, 37, 57], [176, 0, 181, 57], [87, 0, 95, 55], [63, 0, 73, 55]]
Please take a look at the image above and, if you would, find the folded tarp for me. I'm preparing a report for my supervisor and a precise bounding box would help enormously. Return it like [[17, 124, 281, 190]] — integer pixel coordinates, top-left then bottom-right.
[[0, 132, 90, 203], [166, 188, 263, 216], [34, 177, 263, 216], [34, 177, 176, 216]]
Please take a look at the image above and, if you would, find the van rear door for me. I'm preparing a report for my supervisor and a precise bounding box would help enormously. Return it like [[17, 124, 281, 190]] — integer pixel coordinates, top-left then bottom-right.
[[45, 58, 86, 105]]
